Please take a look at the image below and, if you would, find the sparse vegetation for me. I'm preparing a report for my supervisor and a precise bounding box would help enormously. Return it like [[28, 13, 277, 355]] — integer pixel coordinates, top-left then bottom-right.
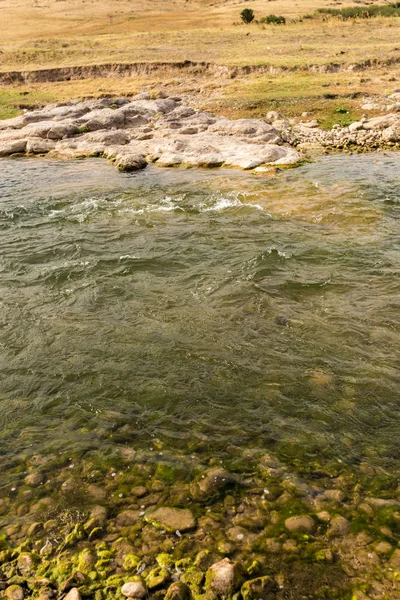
[[317, 2, 400, 19]]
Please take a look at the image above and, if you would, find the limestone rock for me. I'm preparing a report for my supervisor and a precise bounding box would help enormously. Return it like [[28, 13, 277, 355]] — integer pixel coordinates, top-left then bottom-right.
[[374, 541, 392, 555], [390, 548, 400, 568], [323, 489, 345, 503], [17, 552, 35, 576], [86, 484, 107, 500], [0, 139, 27, 156], [114, 153, 147, 172], [26, 138, 56, 154], [366, 497, 400, 508], [0, 96, 301, 170], [89, 504, 108, 524], [64, 588, 82, 600], [144, 507, 196, 532], [206, 558, 245, 596], [284, 515, 316, 534]]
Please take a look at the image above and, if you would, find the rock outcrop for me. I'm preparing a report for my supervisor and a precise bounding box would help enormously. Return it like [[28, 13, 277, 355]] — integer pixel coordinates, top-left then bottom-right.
[[0, 94, 300, 171]]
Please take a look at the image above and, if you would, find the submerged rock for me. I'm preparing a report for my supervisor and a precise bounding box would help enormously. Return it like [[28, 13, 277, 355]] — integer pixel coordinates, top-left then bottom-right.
[[144, 507, 196, 532], [327, 515, 350, 537], [191, 468, 239, 501], [284, 515, 316, 534]]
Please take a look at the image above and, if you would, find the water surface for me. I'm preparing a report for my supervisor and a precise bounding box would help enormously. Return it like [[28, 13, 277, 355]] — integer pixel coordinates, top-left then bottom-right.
[[1, 153, 400, 488]]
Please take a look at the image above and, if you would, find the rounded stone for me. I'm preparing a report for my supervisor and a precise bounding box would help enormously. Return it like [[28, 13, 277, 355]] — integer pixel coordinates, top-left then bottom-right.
[[206, 558, 245, 595], [284, 515, 316, 534], [6, 586, 24, 600], [121, 582, 147, 599]]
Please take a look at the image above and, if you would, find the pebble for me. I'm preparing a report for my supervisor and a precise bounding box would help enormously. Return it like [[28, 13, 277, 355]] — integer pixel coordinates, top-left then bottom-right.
[[121, 581, 147, 599], [6, 586, 24, 600]]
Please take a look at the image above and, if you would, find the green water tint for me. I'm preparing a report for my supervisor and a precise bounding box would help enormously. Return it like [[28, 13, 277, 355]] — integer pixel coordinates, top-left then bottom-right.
[[0, 153, 400, 488]]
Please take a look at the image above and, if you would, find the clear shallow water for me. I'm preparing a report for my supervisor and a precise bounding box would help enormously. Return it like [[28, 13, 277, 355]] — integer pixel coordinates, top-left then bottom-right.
[[0, 153, 400, 488]]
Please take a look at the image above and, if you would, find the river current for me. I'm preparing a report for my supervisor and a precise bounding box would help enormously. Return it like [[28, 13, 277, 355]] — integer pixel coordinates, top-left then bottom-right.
[[0, 153, 400, 490]]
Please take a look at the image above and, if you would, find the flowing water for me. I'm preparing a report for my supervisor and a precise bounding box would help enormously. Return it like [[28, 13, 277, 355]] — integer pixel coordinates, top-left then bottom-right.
[[1, 153, 400, 491]]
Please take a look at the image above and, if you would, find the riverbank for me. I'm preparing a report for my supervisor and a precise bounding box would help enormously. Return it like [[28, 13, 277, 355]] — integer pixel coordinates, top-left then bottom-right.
[[0, 94, 399, 172]]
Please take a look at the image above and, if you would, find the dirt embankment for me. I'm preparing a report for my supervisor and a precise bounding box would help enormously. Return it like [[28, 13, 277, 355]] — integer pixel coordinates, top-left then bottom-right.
[[2, 56, 400, 86]]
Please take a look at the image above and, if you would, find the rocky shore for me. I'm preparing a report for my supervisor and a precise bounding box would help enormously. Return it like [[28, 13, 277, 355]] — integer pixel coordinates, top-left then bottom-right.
[[1, 93, 399, 173], [0, 442, 399, 600], [0, 94, 300, 172]]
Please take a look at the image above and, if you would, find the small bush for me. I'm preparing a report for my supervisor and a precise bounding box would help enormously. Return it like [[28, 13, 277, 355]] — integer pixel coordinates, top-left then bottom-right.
[[260, 14, 286, 25], [240, 8, 255, 24]]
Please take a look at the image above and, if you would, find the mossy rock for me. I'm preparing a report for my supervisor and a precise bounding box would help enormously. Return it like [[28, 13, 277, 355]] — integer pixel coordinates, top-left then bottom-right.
[[77, 549, 96, 573], [241, 576, 276, 600], [146, 567, 170, 589], [156, 553, 175, 570], [246, 561, 261, 577], [181, 568, 205, 589], [165, 582, 191, 600], [65, 523, 85, 547], [123, 553, 141, 570]]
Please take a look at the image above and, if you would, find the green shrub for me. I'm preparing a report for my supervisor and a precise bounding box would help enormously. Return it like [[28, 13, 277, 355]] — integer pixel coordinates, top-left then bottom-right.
[[240, 8, 255, 24], [260, 14, 286, 25]]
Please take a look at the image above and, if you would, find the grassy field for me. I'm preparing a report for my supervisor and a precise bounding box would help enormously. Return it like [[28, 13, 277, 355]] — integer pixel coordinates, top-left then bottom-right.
[[0, 0, 399, 124]]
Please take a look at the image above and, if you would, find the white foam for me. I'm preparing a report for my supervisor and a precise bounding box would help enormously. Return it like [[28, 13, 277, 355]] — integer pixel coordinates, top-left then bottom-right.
[[200, 196, 265, 212]]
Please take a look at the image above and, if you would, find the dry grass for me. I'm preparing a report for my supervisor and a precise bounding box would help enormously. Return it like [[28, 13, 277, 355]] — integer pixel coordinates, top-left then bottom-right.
[[0, 0, 399, 122], [1, 18, 400, 70]]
